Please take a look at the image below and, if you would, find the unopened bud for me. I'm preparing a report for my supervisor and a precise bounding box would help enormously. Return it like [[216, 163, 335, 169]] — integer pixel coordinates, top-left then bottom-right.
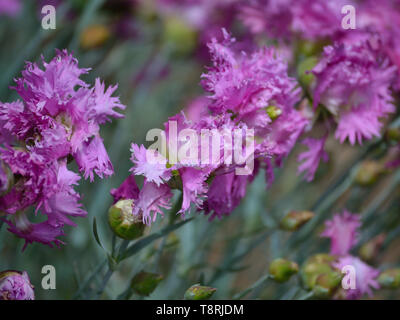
[[130, 271, 163, 296], [265, 105, 282, 121], [80, 24, 110, 50], [297, 56, 318, 88], [0, 270, 35, 300], [378, 269, 400, 289], [359, 234, 385, 263], [269, 258, 299, 283], [184, 284, 217, 300], [312, 271, 342, 299], [300, 254, 339, 291], [355, 161, 384, 186], [163, 16, 197, 55], [108, 199, 145, 240], [280, 210, 314, 231]]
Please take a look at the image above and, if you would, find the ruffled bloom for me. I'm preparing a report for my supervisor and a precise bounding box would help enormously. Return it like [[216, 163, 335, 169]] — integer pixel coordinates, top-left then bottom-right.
[[297, 137, 329, 182], [113, 30, 308, 224], [312, 41, 397, 145], [0, 50, 124, 247], [333, 256, 380, 299], [0, 270, 34, 300], [203, 172, 249, 219], [321, 210, 361, 256]]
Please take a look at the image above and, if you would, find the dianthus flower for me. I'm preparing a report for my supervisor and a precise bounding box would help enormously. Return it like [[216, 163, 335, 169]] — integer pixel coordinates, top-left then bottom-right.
[[0, 50, 125, 248], [311, 41, 397, 145], [321, 210, 361, 256], [112, 30, 307, 223], [0, 270, 34, 300], [333, 256, 380, 300], [297, 136, 328, 182]]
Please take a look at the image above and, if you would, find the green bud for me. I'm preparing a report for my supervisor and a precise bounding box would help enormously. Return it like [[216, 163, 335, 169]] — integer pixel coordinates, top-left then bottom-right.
[[280, 210, 314, 231], [358, 234, 385, 263], [269, 258, 299, 283], [130, 271, 163, 296], [297, 56, 318, 88], [300, 254, 339, 291], [184, 284, 217, 300], [265, 105, 282, 121], [163, 16, 197, 55], [355, 160, 383, 186], [378, 269, 400, 289], [108, 199, 145, 240], [312, 272, 342, 299]]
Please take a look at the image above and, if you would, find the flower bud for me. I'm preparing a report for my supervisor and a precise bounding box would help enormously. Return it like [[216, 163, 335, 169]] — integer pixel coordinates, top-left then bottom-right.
[[0, 270, 34, 300], [300, 254, 340, 293], [184, 284, 217, 300], [312, 271, 342, 299], [280, 210, 314, 231], [108, 199, 145, 240], [130, 271, 163, 296], [297, 56, 318, 88], [378, 269, 400, 289], [358, 234, 385, 263], [269, 258, 299, 283], [265, 105, 282, 121], [80, 24, 110, 50], [163, 16, 197, 55], [355, 160, 384, 186]]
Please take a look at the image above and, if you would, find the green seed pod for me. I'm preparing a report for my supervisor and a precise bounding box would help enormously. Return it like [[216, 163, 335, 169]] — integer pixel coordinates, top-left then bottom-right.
[[280, 210, 314, 231], [269, 258, 299, 283], [265, 105, 282, 121], [184, 284, 217, 300], [355, 160, 383, 186], [378, 269, 400, 289], [108, 199, 145, 240], [0, 161, 14, 197], [130, 271, 163, 296]]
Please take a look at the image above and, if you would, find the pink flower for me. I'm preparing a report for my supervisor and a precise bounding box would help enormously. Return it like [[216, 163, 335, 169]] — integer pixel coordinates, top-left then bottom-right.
[[110, 175, 140, 203], [312, 41, 397, 145], [297, 137, 329, 182], [133, 180, 173, 225], [130, 144, 171, 186], [333, 256, 380, 299], [321, 210, 361, 256], [204, 172, 248, 219], [0, 271, 34, 300], [0, 50, 124, 247]]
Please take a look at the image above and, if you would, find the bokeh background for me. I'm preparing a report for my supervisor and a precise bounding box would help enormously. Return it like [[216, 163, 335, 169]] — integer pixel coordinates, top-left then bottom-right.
[[0, 0, 399, 300]]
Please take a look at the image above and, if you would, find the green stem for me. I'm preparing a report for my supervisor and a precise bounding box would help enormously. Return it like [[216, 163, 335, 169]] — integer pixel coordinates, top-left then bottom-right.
[[233, 273, 271, 300]]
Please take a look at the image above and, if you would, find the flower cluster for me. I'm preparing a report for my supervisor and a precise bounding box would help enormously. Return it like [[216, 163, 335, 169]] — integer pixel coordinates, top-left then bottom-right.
[[0, 50, 125, 248], [321, 211, 380, 299], [112, 30, 307, 223]]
